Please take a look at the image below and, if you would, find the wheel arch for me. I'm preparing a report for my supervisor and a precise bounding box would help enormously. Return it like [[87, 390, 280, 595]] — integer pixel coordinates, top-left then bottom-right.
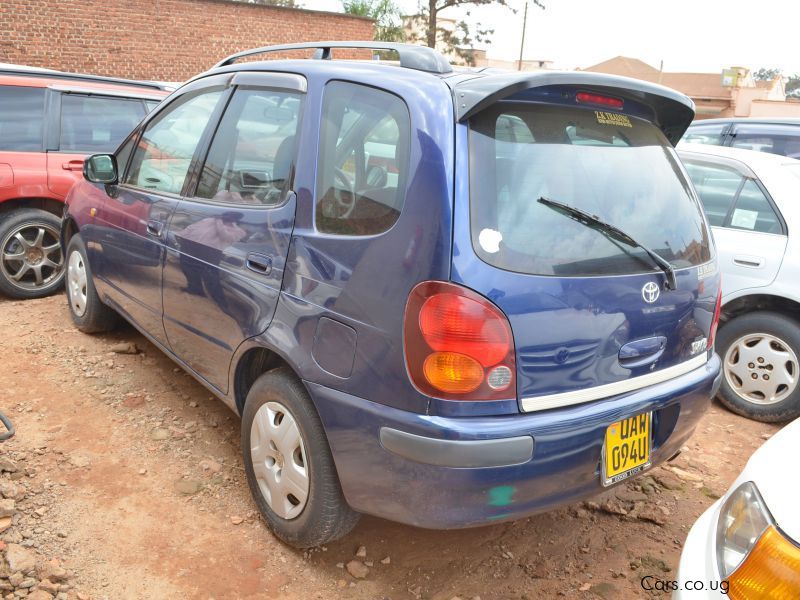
[[0, 197, 64, 218], [721, 293, 800, 326], [233, 344, 297, 416]]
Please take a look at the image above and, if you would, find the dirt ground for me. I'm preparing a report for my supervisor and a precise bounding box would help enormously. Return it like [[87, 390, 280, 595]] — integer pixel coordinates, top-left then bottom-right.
[[0, 293, 780, 600]]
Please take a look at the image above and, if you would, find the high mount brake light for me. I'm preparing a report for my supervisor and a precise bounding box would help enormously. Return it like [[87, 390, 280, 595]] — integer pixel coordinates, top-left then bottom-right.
[[404, 281, 516, 401], [576, 92, 624, 110]]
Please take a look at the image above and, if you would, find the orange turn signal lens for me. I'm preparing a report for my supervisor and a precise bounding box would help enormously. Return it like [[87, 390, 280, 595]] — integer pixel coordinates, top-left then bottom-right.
[[728, 525, 800, 600], [423, 352, 483, 394]]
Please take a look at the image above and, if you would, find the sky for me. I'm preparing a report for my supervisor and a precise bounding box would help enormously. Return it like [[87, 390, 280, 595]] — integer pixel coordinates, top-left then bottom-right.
[[304, 0, 800, 75]]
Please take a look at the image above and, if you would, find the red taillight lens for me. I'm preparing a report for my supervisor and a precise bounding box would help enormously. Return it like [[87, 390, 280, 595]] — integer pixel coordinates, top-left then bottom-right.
[[709, 284, 723, 349], [576, 91, 624, 109], [404, 281, 516, 400], [419, 293, 510, 366]]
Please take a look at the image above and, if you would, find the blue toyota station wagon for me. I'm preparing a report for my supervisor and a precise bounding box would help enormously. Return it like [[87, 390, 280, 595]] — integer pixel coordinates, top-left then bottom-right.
[[62, 42, 722, 547]]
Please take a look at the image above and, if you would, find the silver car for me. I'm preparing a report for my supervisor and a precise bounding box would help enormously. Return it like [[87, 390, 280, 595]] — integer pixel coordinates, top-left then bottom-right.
[[679, 143, 800, 422]]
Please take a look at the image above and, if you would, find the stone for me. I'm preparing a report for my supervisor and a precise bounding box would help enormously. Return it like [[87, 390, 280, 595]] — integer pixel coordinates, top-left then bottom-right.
[[345, 560, 369, 579], [36, 581, 59, 596], [668, 467, 702, 483], [110, 342, 139, 355], [200, 460, 221, 474], [68, 455, 90, 469], [0, 500, 15, 518], [174, 480, 202, 495], [0, 517, 11, 533], [230, 516, 243, 525], [19, 579, 37, 589], [150, 429, 169, 441], [600, 501, 628, 516], [355, 545, 367, 558], [380, 556, 391, 565], [26, 592, 53, 600], [635, 506, 666, 526], [37, 561, 68, 583], [0, 482, 22, 500], [0, 458, 18, 473], [5, 544, 36, 574]]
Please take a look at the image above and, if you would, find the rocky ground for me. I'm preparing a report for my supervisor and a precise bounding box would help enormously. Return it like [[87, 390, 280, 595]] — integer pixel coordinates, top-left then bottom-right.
[[0, 293, 779, 599]]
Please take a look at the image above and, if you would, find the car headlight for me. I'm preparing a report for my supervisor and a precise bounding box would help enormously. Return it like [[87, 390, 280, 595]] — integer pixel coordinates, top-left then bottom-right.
[[716, 481, 800, 599]]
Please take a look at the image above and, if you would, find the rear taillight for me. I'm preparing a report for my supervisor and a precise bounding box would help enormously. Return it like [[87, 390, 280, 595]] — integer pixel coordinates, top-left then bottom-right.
[[404, 281, 516, 400], [708, 283, 723, 349]]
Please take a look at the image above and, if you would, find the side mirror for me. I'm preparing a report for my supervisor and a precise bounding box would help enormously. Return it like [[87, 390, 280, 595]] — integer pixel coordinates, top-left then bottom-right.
[[83, 154, 118, 185]]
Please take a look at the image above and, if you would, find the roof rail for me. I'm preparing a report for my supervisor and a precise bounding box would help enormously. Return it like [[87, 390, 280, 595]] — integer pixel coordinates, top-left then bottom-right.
[[214, 41, 453, 75], [0, 64, 172, 92]]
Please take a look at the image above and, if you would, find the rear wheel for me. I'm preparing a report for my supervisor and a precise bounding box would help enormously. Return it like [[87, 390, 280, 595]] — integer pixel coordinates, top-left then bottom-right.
[[717, 311, 800, 422], [65, 234, 118, 333], [0, 209, 64, 299], [241, 367, 359, 547]]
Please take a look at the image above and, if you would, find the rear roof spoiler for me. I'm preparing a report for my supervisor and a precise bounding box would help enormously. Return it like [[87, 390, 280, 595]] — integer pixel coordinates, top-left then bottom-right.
[[452, 71, 695, 145]]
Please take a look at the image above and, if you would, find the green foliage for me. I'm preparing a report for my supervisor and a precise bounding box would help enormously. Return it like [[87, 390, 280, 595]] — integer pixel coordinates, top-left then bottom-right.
[[342, 0, 405, 42], [753, 67, 781, 81], [786, 75, 800, 98], [411, 0, 545, 66]]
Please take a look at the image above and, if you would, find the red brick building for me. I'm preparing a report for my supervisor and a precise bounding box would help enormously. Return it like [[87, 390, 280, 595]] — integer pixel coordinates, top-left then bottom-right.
[[0, 0, 374, 81]]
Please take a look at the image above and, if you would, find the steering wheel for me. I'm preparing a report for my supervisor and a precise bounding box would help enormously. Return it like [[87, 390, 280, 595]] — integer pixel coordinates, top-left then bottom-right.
[[333, 167, 357, 218]]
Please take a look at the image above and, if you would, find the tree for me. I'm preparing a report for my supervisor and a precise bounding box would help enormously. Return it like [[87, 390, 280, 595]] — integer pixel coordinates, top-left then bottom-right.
[[412, 0, 544, 66], [786, 75, 800, 98], [752, 67, 781, 81], [342, 0, 405, 42]]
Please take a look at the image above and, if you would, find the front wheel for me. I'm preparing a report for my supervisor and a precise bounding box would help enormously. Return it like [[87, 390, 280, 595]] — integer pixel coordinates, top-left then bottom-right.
[[716, 311, 800, 422], [0, 208, 64, 299], [65, 234, 118, 333], [241, 367, 359, 547]]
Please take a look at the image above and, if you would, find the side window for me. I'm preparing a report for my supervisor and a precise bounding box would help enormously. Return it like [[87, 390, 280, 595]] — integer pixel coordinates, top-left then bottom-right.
[[114, 133, 138, 181], [0, 86, 45, 151], [60, 95, 146, 153], [730, 179, 782, 234], [195, 88, 302, 206], [731, 124, 800, 158], [124, 89, 223, 195], [683, 160, 743, 227], [315, 82, 410, 236], [682, 123, 727, 146]]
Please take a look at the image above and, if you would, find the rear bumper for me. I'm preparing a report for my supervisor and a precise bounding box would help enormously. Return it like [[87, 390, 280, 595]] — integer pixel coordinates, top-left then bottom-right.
[[308, 353, 721, 529]]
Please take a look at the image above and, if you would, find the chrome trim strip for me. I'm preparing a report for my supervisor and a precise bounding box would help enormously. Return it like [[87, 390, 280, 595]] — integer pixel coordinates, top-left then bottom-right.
[[520, 353, 709, 412]]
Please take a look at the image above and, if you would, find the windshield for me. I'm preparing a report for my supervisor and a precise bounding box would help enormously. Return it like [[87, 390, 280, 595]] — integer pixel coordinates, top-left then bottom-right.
[[469, 103, 712, 277]]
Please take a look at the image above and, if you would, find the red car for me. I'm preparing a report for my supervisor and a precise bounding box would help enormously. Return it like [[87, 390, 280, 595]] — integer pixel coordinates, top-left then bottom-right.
[[0, 64, 170, 299]]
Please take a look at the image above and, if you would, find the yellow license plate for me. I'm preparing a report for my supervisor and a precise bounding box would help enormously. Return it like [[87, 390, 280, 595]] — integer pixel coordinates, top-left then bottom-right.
[[603, 412, 651, 486]]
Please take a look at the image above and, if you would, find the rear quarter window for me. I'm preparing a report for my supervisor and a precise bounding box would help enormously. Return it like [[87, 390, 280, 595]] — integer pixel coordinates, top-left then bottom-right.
[[315, 82, 410, 236], [60, 94, 146, 153], [0, 86, 45, 151]]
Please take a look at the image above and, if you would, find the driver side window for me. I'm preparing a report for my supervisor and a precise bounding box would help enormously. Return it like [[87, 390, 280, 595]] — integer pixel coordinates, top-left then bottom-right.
[[315, 81, 410, 235], [195, 88, 302, 206], [124, 89, 224, 195]]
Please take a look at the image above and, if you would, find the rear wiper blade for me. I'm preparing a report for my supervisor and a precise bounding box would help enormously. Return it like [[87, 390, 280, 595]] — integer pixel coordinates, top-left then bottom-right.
[[537, 196, 677, 290]]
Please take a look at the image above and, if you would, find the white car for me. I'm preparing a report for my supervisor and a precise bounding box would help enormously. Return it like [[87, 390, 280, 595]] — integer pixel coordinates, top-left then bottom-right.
[[675, 417, 800, 598], [678, 144, 800, 422]]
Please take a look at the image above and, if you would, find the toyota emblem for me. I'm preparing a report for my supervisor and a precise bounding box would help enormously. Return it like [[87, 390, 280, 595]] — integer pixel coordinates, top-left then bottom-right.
[[642, 281, 660, 304]]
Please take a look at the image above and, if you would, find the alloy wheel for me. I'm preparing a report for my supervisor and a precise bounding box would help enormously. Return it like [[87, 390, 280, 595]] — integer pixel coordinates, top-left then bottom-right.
[[724, 333, 799, 405], [0, 223, 63, 292]]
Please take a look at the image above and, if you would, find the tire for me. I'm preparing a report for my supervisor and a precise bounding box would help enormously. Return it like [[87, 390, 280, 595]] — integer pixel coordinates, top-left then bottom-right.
[[241, 367, 360, 547], [65, 234, 118, 333], [0, 208, 65, 299], [716, 311, 800, 423]]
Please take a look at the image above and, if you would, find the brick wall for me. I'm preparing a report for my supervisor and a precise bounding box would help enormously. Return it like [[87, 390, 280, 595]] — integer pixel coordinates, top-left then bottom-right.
[[0, 0, 374, 81]]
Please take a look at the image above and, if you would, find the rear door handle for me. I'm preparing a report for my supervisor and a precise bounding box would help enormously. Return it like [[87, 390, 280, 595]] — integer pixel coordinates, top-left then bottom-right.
[[733, 255, 764, 268], [146, 220, 164, 237], [62, 159, 84, 171], [246, 253, 272, 275]]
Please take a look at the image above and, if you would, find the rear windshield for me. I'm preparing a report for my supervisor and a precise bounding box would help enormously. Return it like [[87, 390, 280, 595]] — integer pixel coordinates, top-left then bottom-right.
[[469, 104, 711, 277]]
